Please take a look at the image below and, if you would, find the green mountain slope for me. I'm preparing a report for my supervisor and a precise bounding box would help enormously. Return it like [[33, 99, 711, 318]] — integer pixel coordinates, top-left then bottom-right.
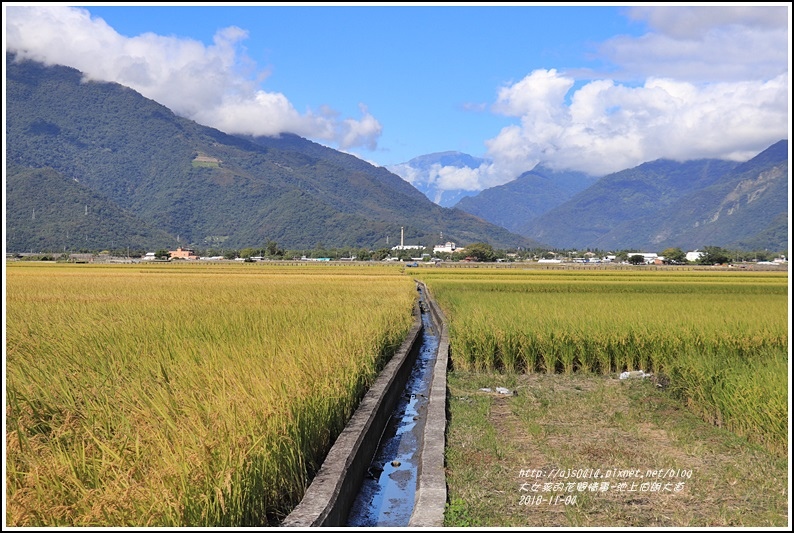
[[533, 141, 788, 252], [517, 154, 787, 250], [6, 165, 175, 252], [643, 140, 788, 251], [5, 53, 538, 252], [453, 166, 599, 234]]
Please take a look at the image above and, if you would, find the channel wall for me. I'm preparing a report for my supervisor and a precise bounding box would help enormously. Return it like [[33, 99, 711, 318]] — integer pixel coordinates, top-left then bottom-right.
[[282, 281, 448, 527]]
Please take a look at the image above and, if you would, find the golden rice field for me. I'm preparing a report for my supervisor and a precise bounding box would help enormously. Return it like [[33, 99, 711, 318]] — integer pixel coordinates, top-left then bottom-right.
[[418, 268, 789, 456], [5, 262, 417, 526]]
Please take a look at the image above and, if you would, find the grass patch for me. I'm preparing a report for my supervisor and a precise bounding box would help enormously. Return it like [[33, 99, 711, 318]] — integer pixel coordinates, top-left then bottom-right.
[[420, 268, 788, 455], [444, 371, 788, 527], [191, 160, 219, 168]]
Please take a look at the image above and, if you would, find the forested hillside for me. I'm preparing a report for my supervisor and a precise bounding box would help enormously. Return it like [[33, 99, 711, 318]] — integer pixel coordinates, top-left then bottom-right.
[[6, 53, 537, 252], [453, 166, 598, 234], [515, 143, 788, 251]]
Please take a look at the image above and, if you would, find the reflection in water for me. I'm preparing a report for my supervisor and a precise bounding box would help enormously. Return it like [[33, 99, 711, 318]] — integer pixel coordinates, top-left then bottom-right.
[[346, 289, 439, 527]]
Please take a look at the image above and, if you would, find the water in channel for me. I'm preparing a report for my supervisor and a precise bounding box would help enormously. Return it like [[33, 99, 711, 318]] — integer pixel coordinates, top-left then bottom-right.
[[345, 287, 439, 527]]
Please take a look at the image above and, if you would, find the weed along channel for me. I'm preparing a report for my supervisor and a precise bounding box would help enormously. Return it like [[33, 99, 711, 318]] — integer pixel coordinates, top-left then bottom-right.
[[282, 281, 448, 527]]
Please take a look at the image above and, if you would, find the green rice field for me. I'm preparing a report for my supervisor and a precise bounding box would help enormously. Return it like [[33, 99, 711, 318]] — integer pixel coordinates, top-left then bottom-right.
[[419, 268, 789, 456]]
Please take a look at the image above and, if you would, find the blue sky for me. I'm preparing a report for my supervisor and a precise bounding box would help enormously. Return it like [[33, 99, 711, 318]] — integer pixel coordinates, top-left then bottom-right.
[[4, 3, 791, 193]]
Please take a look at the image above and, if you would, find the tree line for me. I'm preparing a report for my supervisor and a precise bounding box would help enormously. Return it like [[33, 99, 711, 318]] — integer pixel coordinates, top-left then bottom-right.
[[10, 242, 784, 266]]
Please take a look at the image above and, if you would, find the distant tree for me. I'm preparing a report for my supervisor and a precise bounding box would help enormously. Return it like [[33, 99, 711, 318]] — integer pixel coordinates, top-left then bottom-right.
[[283, 249, 303, 260], [464, 242, 496, 262], [265, 240, 283, 257], [660, 247, 686, 264], [337, 247, 356, 259], [698, 246, 730, 265], [154, 249, 170, 260], [751, 249, 776, 262], [392, 249, 412, 260], [223, 250, 238, 260], [628, 254, 645, 265], [615, 251, 629, 262], [310, 244, 331, 259], [371, 248, 390, 261], [493, 249, 508, 261], [357, 248, 371, 261]]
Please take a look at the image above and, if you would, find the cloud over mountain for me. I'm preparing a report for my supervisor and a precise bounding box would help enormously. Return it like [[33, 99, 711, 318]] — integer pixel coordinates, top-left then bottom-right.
[[391, 6, 788, 194], [4, 5, 383, 152], [6, 5, 788, 199]]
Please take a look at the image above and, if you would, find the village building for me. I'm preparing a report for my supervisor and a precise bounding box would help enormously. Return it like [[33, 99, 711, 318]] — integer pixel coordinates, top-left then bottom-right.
[[686, 250, 704, 262], [626, 252, 659, 264], [391, 226, 425, 251], [169, 247, 199, 260], [433, 241, 458, 254]]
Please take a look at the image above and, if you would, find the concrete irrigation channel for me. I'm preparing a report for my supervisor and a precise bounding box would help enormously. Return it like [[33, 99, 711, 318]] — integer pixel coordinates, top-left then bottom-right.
[[281, 281, 449, 527]]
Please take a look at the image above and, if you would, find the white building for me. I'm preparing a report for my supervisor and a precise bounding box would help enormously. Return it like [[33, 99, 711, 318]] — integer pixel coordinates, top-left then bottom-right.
[[627, 252, 658, 264], [686, 250, 704, 262], [391, 226, 425, 251], [433, 241, 458, 254]]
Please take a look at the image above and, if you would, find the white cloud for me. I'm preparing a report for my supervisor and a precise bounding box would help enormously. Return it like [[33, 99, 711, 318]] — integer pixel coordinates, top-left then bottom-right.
[[4, 5, 382, 150], [338, 104, 383, 151], [484, 69, 788, 177], [492, 69, 573, 118], [625, 5, 788, 40], [434, 164, 483, 191], [602, 5, 789, 82], [388, 161, 495, 194], [393, 5, 790, 198], [388, 163, 422, 186], [394, 67, 788, 194]]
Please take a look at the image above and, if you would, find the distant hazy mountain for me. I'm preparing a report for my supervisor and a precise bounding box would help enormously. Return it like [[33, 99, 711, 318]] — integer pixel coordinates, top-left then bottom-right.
[[386, 152, 487, 207], [452, 166, 599, 234], [5, 53, 538, 252], [518, 141, 788, 251]]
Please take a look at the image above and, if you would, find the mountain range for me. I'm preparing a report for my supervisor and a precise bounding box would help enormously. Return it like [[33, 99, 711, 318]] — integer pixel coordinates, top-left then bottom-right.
[[392, 143, 788, 253], [5, 52, 789, 254], [452, 166, 600, 235], [449, 143, 788, 252], [5, 53, 538, 253]]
